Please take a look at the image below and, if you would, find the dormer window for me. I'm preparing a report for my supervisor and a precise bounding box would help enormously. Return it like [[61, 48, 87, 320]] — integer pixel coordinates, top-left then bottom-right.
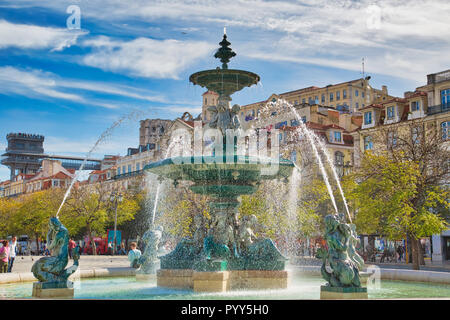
[[334, 131, 342, 143], [364, 111, 372, 125], [411, 101, 420, 111], [387, 106, 395, 119]]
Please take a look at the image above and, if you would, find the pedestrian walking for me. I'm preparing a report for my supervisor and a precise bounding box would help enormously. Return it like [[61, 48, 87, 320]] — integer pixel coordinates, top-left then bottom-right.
[[396, 246, 403, 262], [7, 236, 17, 272], [0, 240, 10, 273], [68, 239, 76, 259]]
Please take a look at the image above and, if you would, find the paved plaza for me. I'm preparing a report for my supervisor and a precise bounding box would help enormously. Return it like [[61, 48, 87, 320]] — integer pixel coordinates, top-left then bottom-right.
[[8, 255, 131, 274]]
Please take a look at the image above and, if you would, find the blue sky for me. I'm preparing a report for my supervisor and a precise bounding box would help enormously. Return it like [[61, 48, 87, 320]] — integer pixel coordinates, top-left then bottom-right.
[[1, 0, 449, 181]]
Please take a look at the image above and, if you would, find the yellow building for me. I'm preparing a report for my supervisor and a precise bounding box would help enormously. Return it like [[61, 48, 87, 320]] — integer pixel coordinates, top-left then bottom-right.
[[354, 69, 450, 166], [353, 69, 450, 262], [238, 78, 394, 121]]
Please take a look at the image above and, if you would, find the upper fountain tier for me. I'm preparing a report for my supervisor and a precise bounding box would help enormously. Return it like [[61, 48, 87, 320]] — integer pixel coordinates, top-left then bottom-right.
[[189, 33, 260, 98]]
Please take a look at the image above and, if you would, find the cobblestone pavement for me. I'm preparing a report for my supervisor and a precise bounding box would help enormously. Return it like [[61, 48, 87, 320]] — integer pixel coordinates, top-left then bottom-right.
[[7, 255, 130, 273]]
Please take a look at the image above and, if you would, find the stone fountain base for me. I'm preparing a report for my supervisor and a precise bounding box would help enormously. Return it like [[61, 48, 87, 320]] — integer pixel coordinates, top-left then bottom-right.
[[157, 269, 288, 292], [32, 281, 74, 299], [320, 286, 368, 300]]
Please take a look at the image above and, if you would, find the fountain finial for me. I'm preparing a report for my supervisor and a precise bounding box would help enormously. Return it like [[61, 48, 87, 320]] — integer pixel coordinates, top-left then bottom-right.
[[214, 31, 236, 70]]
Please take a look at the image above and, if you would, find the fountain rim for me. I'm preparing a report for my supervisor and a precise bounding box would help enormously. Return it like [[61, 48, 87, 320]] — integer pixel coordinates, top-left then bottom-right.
[[189, 68, 261, 87], [144, 155, 294, 169]]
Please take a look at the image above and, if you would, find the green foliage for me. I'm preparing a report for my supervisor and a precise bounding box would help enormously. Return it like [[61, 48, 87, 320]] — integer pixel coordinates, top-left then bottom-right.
[[346, 152, 448, 240]]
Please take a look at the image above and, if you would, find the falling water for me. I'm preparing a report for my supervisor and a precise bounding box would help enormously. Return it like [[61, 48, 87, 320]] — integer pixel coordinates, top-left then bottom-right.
[[313, 134, 352, 223], [148, 136, 186, 228], [56, 111, 144, 218], [287, 106, 339, 214]]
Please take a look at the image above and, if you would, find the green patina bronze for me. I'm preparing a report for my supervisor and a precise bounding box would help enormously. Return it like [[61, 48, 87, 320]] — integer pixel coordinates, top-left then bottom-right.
[[316, 214, 366, 290], [145, 32, 293, 272], [31, 217, 80, 289], [136, 226, 164, 274]]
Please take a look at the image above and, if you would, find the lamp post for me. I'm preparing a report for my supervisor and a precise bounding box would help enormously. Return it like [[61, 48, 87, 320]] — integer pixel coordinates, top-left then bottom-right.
[[110, 192, 123, 255]]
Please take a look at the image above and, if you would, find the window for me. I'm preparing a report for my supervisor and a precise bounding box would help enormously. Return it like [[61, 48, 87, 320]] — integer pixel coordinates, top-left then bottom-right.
[[411, 101, 420, 111], [335, 151, 344, 165], [364, 136, 373, 150], [387, 106, 395, 119], [330, 93, 334, 102], [336, 91, 340, 100], [441, 121, 450, 140], [441, 89, 450, 106], [205, 98, 207, 104], [321, 94, 325, 103], [128, 164, 132, 173], [136, 163, 140, 171], [334, 131, 342, 142], [356, 102, 359, 109], [315, 96, 319, 104], [362, 91, 365, 98], [117, 167, 121, 175], [122, 165, 126, 174], [387, 131, 397, 148], [343, 89, 347, 99], [364, 111, 372, 125], [412, 126, 422, 144], [290, 119, 299, 126], [302, 98, 306, 104], [279, 133, 283, 142], [302, 116, 306, 123], [355, 90, 359, 97], [52, 180, 59, 187]]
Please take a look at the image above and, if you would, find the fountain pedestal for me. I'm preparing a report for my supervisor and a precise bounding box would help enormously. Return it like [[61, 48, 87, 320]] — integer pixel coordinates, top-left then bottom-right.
[[32, 281, 74, 299], [320, 286, 368, 299], [156, 269, 288, 292]]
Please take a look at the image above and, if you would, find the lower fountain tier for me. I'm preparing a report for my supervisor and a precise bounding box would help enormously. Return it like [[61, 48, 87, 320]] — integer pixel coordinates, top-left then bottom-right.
[[157, 269, 288, 292]]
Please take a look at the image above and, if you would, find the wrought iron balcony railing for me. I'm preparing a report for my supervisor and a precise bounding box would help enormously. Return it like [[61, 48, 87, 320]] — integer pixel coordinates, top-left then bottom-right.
[[427, 103, 450, 115]]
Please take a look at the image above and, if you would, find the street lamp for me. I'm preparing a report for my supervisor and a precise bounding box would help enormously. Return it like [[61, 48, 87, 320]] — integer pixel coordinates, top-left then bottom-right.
[[110, 192, 123, 255]]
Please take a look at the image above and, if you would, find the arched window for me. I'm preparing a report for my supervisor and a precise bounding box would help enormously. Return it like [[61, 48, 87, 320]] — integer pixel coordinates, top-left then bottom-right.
[[335, 151, 344, 166]]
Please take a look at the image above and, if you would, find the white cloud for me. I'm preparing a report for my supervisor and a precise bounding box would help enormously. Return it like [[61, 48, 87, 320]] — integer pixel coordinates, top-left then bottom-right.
[[81, 36, 215, 79], [0, 19, 86, 51], [2, 0, 449, 81], [0, 66, 173, 109]]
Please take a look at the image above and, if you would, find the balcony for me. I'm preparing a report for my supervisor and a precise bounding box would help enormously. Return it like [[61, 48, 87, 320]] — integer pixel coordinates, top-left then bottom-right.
[[113, 169, 144, 180], [427, 103, 450, 115]]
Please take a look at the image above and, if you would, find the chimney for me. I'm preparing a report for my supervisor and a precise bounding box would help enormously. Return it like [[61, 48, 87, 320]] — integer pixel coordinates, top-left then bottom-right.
[[382, 85, 388, 94]]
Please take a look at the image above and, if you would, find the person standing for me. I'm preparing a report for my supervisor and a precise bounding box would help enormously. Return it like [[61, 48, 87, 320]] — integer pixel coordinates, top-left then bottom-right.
[[68, 239, 76, 259], [127, 242, 141, 268], [7, 236, 17, 272], [0, 240, 9, 273]]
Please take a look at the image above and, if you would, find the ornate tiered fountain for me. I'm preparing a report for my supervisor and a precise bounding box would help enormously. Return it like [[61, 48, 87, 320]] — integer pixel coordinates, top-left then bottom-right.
[[144, 32, 295, 292]]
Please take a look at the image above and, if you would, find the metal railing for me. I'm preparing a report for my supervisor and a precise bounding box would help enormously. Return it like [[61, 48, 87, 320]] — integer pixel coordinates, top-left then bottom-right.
[[113, 170, 144, 180], [427, 103, 450, 115]]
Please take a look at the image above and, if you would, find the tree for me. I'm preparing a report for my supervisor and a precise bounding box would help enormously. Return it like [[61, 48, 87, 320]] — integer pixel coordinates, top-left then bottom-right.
[[7, 189, 65, 250], [0, 196, 21, 238], [348, 149, 449, 269], [63, 183, 138, 254]]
